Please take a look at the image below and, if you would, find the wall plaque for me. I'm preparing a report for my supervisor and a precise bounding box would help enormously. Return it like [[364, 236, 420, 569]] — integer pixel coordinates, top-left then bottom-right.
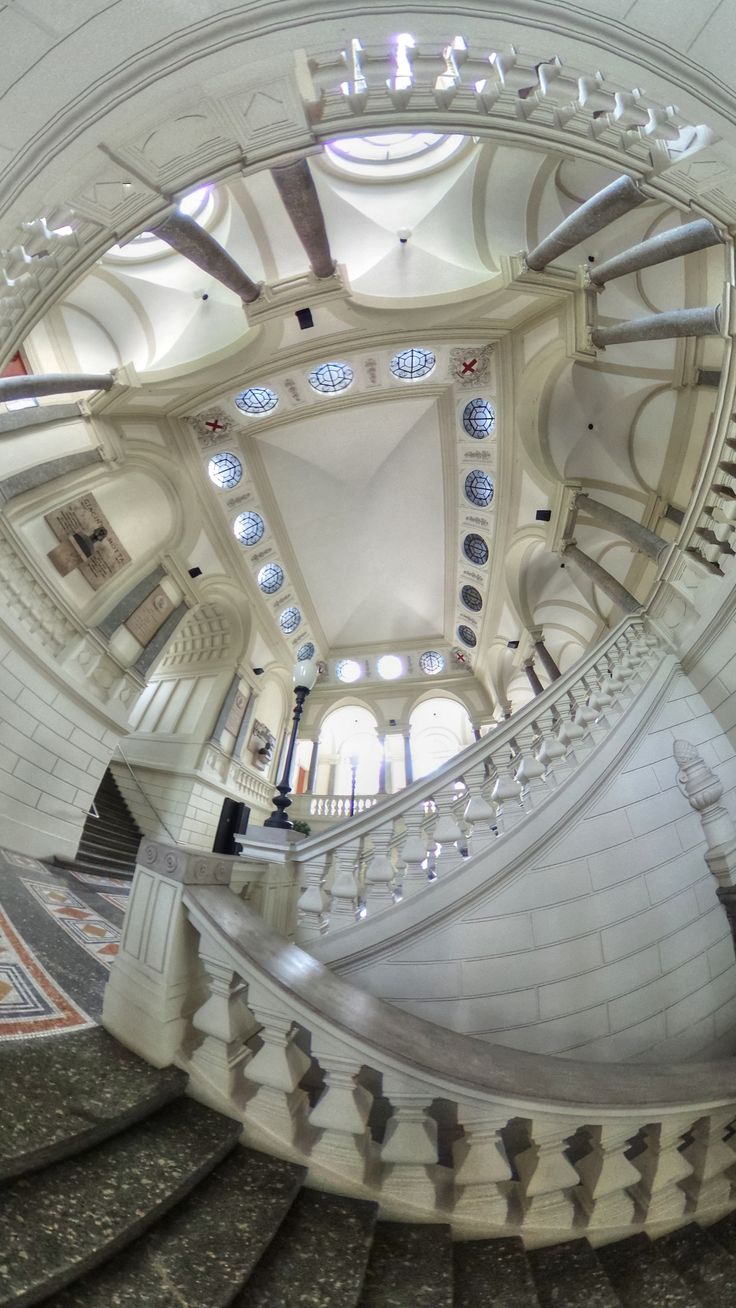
[[224, 687, 248, 739], [124, 584, 176, 646], [45, 493, 130, 590]]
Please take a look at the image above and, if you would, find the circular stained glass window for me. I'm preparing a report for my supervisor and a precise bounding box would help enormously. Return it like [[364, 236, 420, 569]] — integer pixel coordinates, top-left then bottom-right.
[[279, 606, 301, 635], [257, 563, 284, 595], [297, 642, 315, 661], [419, 650, 445, 676], [462, 398, 496, 439], [233, 511, 264, 546], [463, 533, 489, 566], [376, 654, 403, 680], [234, 386, 278, 415], [464, 469, 494, 507], [308, 362, 353, 394], [207, 451, 243, 489], [390, 348, 436, 381], [335, 658, 362, 683], [457, 625, 477, 648], [461, 585, 483, 612]]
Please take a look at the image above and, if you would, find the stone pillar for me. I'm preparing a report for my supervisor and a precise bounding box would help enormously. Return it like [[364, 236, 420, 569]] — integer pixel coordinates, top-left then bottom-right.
[[403, 729, 414, 786], [306, 739, 319, 792], [526, 175, 646, 272], [562, 542, 642, 614], [576, 493, 669, 563], [590, 218, 723, 285], [210, 675, 241, 748], [270, 158, 335, 279], [0, 373, 113, 402], [524, 658, 544, 696], [234, 691, 257, 759], [530, 628, 561, 681], [377, 733, 387, 793], [150, 210, 262, 303], [591, 305, 720, 349], [674, 740, 736, 945]]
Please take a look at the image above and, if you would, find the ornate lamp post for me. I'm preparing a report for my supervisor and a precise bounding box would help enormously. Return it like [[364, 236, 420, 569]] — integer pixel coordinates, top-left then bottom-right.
[[349, 752, 359, 816], [264, 658, 319, 829]]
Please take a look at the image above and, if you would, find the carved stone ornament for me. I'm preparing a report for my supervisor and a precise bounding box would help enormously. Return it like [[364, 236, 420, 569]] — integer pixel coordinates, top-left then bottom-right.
[[139, 840, 233, 884], [449, 344, 494, 387], [250, 719, 276, 772]]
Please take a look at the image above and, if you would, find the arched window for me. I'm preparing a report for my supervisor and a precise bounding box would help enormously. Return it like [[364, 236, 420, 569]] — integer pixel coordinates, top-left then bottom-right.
[[409, 697, 474, 779], [316, 704, 381, 796]]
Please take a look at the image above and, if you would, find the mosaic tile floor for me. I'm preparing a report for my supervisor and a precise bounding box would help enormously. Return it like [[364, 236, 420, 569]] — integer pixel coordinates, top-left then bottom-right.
[[97, 892, 130, 913], [21, 881, 121, 971], [0, 906, 93, 1041]]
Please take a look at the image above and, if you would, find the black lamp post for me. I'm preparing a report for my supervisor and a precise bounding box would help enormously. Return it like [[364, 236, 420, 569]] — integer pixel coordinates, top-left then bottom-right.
[[264, 658, 319, 829], [349, 753, 359, 816]]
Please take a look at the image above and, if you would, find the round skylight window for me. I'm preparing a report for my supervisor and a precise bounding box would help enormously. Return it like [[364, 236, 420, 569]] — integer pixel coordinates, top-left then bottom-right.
[[308, 362, 353, 394], [376, 654, 403, 680], [207, 451, 242, 489], [233, 511, 264, 546], [461, 585, 483, 612], [297, 642, 315, 661], [257, 563, 284, 594], [234, 386, 278, 415], [462, 398, 496, 439], [279, 606, 301, 635], [463, 533, 489, 566], [335, 659, 362, 683], [457, 625, 477, 648], [419, 650, 444, 676], [390, 348, 436, 381], [324, 132, 466, 179], [464, 470, 494, 508]]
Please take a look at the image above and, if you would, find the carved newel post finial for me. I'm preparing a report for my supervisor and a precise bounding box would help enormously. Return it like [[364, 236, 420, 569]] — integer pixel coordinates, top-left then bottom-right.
[[673, 739, 736, 942]]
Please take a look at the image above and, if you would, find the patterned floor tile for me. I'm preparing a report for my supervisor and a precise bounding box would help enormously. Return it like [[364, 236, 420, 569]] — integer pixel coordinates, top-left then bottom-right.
[[67, 870, 132, 890], [0, 906, 93, 1040], [97, 892, 129, 913], [20, 881, 121, 971]]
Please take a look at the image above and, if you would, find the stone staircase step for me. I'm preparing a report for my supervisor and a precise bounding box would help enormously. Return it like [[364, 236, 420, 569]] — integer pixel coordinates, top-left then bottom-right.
[[52, 855, 135, 880], [706, 1210, 736, 1259], [656, 1223, 736, 1306], [234, 1189, 377, 1308], [528, 1238, 620, 1308], [356, 1221, 453, 1307], [453, 1236, 540, 1308], [73, 847, 138, 869], [0, 1096, 240, 1307], [43, 1146, 305, 1307], [596, 1231, 700, 1307], [79, 828, 140, 852], [0, 1027, 185, 1182]]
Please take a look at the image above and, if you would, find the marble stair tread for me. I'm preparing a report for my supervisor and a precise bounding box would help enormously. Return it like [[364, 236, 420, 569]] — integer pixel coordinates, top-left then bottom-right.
[[0, 1096, 240, 1308], [52, 856, 135, 880], [356, 1220, 453, 1307], [234, 1188, 377, 1308], [656, 1224, 736, 1306], [0, 1027, 186, 1180], [43, 1146, 306, 1308], [705, 1210, 736, 1259], [453, 1236, 540, 1308], [528, 1239, 620, 1308], [595, 1231, 700, 1308]]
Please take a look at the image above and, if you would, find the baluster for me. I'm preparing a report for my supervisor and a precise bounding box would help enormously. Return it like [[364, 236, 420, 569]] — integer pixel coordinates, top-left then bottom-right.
[[330, 839, 361, 922], [680, 1109, 736, 1215], [398, 807, 429, 896], [380, 1074, 442, 1211], [491, 757, 524, 833], [535, 708, 570, 782], [453, 1106, 514, 1225], [515, 1117, 580, 1231], [296, 853, 330, 943], [513, 726, 548, 809], [629, 1117, 693, 1223], [189, 930, 258, 1102], [308, 1038, 376, 1189], [573, 1122, 641, 1229], [463, 764, 497, 852], [241, 984, 312, 1154], [364, 822, 397, 913], [431, 786, 464, 876]]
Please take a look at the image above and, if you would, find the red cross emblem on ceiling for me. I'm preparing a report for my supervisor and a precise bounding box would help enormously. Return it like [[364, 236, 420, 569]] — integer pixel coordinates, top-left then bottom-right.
[[453, 649, 468, 664], [461, 358, 477, 374], [205, 418, 224, 432]]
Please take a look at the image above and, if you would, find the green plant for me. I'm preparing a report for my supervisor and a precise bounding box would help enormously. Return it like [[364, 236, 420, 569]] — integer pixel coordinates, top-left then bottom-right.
[[291, 818, 311, 837]]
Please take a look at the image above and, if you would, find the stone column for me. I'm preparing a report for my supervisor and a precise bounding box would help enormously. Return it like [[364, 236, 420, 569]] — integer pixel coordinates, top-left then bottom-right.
[[530, 628, 561, 681], [591, 305, 720, 349], [589, 218, 723, 285], [576, 493, 669, 563], [674, 740, 736, 945], [0, 373, 113, 402], [403, 729, 414, 786], [233, 691, 257, 759], [210, 675, 241, 748], [150, 210, 262, 303], [562, 542, 643, 614], [526, 175, 646, 272], [270, 158, 335, 279], [377, 733, 387, 793], [306, 739, 319, 792], [523, 658, 544, 696]]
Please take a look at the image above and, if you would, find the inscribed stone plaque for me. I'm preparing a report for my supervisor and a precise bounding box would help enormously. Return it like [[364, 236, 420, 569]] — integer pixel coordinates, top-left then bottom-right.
[[45, 493, 130, 590], [124, 585, 176, 646], [224, 688, 248, 739]]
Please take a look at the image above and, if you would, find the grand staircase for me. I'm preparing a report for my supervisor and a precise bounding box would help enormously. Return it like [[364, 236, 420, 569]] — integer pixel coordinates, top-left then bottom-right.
[[54, 768, 143, 880], [7, 1028, 736, 1307]]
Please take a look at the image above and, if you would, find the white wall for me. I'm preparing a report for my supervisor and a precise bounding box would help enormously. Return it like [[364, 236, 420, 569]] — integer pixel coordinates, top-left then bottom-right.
[[333, 639, 736, 1064]]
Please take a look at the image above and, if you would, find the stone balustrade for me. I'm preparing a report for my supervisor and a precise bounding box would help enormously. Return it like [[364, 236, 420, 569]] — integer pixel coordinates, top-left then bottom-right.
[[102, 849, 736, 1244]]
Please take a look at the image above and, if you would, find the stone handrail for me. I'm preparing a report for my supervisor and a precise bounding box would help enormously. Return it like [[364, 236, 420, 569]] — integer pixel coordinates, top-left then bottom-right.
[[102, 852, 736, 1244], [277, 617, 662, 940]]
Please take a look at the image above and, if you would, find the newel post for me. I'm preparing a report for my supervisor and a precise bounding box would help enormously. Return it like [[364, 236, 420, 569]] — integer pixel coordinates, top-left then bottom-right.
[[673, 740, 736, 942], [102, 840, 238, 1067]]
